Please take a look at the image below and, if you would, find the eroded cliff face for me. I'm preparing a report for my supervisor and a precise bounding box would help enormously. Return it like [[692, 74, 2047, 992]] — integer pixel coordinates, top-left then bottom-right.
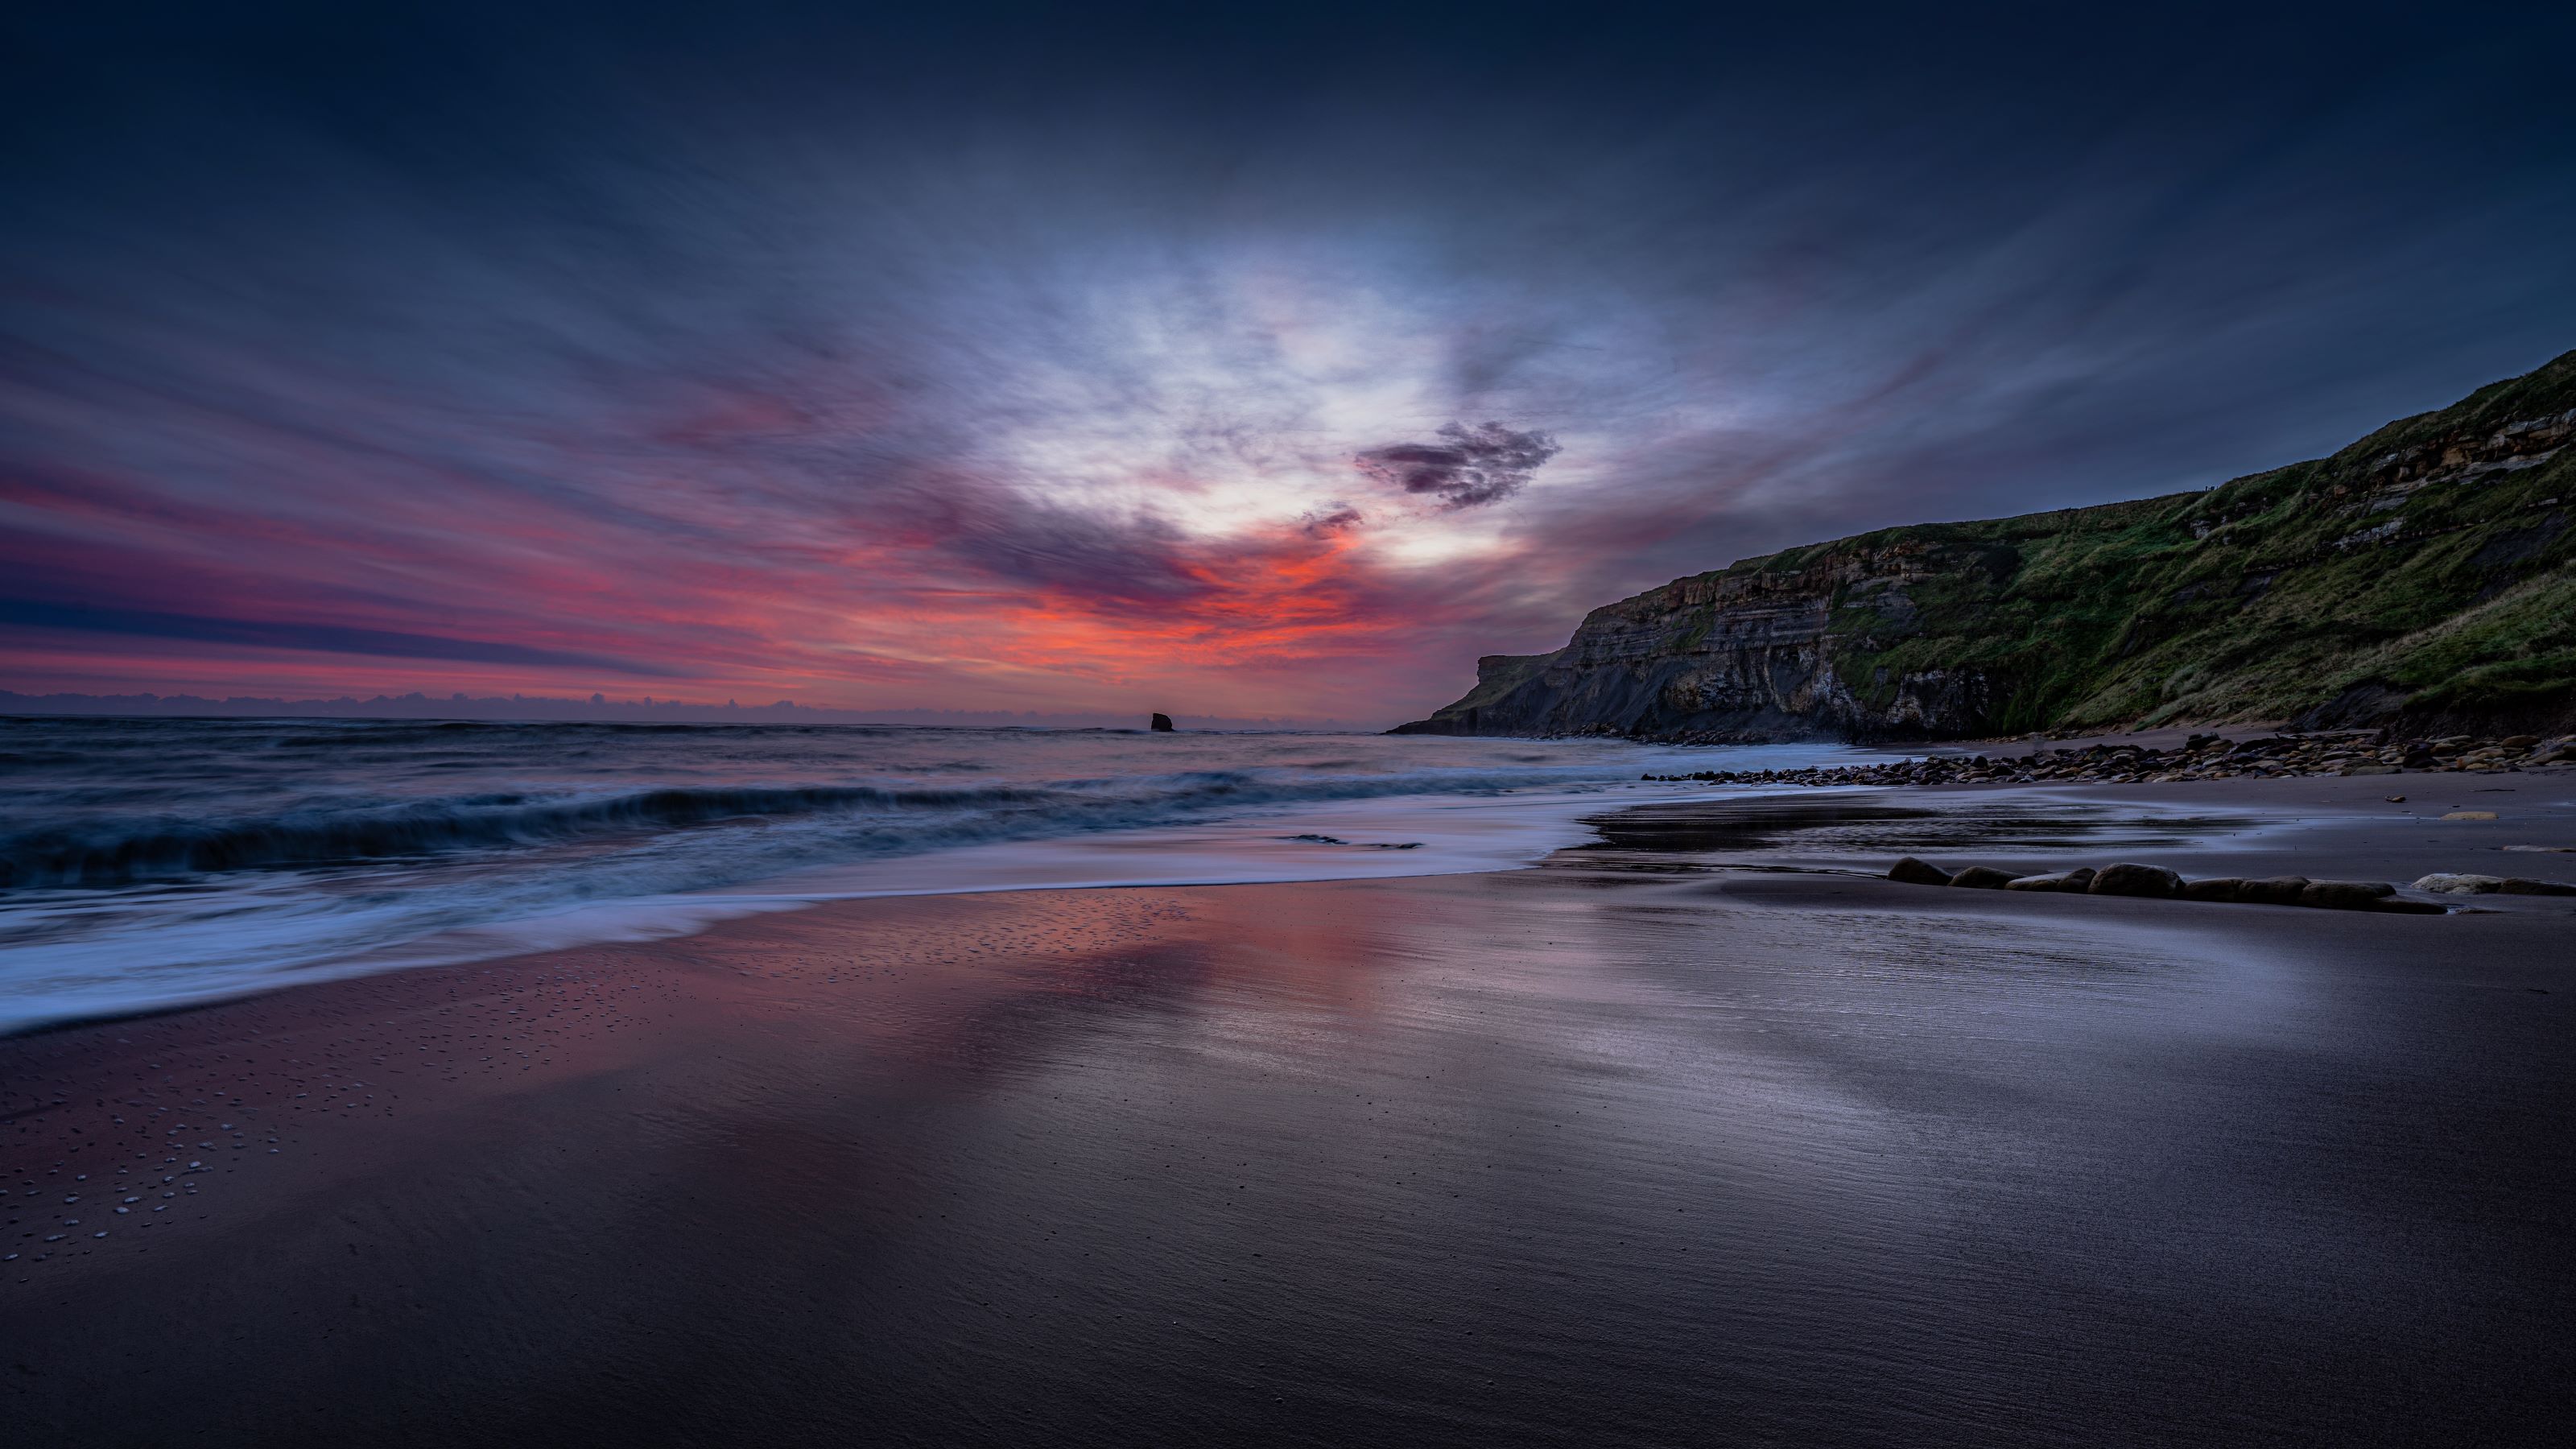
[[1394, 546, 2010, 741], [1395, 349, 2576, 742]]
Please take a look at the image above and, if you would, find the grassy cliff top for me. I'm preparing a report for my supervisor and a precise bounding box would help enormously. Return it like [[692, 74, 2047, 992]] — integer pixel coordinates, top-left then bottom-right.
[[1595, 349, 2576, 734]]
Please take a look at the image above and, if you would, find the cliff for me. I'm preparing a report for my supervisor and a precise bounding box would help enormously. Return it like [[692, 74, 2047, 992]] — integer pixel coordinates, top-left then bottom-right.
[[1395, 349, 2576, 741]]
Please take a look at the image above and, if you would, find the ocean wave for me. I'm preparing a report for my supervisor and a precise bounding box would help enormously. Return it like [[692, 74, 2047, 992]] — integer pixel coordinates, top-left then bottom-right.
[[0, 766, 1595, 889], [0, 782, 1044, 886], [0, 721, 1885, 1033]]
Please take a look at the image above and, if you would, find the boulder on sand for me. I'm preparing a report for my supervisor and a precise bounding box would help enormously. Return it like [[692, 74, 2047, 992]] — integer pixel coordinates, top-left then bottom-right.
[[1947, 866, 2018, 890], [2089, 863, 2182, 898], [2181, 877, 2244, 902], [2004, 869, 2095, 893], [2235, 877, 2310, 906], [2499, 877, 2576, 896], [1887, 856, 1953, 886], [2413, 873, 2504, 895], [2299, 880, 2396, 910]]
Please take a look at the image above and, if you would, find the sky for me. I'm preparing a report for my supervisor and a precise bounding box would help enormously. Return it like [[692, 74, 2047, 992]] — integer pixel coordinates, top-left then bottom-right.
[[4, 2, 2573, 727]]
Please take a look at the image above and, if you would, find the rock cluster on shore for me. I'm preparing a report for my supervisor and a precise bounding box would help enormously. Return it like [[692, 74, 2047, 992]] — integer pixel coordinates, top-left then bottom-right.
[[1645, 731, 2576, 787], [1886, 857, 2450, 912]]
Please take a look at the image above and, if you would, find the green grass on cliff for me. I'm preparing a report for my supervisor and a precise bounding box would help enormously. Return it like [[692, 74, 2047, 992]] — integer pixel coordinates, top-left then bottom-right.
[[1670, 349, 2576, 733]]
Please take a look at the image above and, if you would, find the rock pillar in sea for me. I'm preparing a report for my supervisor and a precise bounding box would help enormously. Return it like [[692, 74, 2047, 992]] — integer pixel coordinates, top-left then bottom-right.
[[1150, 712, 1176, 732]]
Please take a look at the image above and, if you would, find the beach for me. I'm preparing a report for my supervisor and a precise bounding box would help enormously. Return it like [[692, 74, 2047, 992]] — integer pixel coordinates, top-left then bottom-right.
[[6, 774, 2573, 1446]]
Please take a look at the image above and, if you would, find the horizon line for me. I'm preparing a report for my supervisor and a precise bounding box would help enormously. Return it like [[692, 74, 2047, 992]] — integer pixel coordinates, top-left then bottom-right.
[[0, 687, 1367, 732]]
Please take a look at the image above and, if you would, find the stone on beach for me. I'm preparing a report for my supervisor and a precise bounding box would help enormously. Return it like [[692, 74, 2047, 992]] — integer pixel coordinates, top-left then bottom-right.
[[1887, 856, 1953, 886], [2235, 877, 2312, 906], [2089, 863, 2182, 898], [2004, 869, 2095, 892], [2414, 873, 2504, 894], [2497, 877, 2576, 896], [1946, 865, 2018, 890], [2181, 877, 2245, 902], [2298, 880, 2396, 910]]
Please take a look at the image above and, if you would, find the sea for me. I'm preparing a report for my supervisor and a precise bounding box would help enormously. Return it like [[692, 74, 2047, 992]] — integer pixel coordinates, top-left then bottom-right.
[[0, 716, 1875, 1031]]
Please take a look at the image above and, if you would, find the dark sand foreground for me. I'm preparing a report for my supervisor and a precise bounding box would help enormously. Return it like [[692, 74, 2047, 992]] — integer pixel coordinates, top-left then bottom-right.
[[5, 776, 2574, 1446]]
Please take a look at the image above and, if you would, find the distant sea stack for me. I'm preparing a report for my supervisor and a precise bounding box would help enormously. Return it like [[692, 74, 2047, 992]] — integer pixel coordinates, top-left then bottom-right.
[[1395, 349, 2576, 743], [1150, 712, 1176, 732]]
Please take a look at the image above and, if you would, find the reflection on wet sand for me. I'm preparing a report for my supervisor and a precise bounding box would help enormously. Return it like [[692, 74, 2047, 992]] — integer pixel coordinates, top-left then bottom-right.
[[3, 783, 2570, 1447]]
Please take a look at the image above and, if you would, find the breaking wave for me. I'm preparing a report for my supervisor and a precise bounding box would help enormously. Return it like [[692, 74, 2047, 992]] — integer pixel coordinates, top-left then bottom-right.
[[0, 769, 1612, 889]]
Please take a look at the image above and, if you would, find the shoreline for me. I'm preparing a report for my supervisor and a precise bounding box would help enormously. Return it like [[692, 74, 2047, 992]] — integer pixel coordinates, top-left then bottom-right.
[[6, 768, 2572, 1042], [10, 762, 2568, 1042], [6, 777, 2572, 1444]]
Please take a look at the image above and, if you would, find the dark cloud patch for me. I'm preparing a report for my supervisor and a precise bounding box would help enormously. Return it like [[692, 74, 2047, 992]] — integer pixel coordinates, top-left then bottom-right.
[[1301, 502, 1364, 536], [0, 598, 681, 675], [1355, 423, 1561, 510], [911, 488, 1213, 611]]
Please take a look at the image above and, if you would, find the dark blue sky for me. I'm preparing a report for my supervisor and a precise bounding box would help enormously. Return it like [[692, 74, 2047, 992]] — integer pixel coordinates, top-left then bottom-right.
[[5, 2, 2571, 722]]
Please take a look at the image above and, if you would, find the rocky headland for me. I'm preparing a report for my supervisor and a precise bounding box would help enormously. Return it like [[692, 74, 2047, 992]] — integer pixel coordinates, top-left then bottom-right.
[[1397, 350, 2576, 743]]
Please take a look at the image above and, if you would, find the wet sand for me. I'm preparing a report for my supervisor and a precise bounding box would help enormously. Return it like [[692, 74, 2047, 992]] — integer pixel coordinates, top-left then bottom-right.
[[5, 777, 2573, 1446]]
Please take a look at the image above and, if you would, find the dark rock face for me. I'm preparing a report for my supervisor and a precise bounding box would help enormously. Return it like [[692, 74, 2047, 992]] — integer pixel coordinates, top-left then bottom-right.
[[2090, 863, 2183, 898], [1946, 865, 2017, 890], [1393, 351, 2576, 742], [2182, 877, 2246, 902], [1389, 556, 1998, 740], [1886, 856, 1953, 886], [1150, 713, 1175, 733], [2236, 877, 2312, 906]]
